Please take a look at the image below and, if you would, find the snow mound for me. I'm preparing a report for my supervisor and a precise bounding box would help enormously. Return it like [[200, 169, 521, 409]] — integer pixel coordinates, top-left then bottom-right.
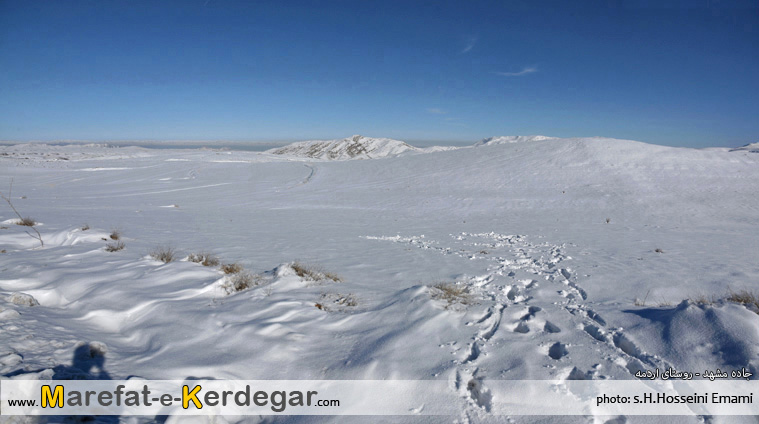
[[625, 300, 759, 373], [475, 135, 558, 146], [267, 135, 419, 160], [730, 142, 759, 153], [0, 226, 109, 250]]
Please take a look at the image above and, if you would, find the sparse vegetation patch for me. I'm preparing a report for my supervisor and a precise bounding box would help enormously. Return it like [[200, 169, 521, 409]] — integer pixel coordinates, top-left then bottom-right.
[[223, 271, 264, 294], [188, 252, 220, 267], [316, 292, 359, 312], [17, 216, 36, 226], [689, 293, 717, 305], [726, 289, 759, 312], [220, 262, 243, 274], [291, 261, 342, 282], [150, 246, 176, 263], [0, 179, 43, 247], [430, 282, 474, 309], [105, 241, 125, 252], [639, 288, 759, 313]]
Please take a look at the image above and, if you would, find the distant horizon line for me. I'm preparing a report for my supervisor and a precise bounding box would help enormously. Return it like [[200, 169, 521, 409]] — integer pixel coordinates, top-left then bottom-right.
[[0, 135, 754, 149], [0, 136, 471, 144]]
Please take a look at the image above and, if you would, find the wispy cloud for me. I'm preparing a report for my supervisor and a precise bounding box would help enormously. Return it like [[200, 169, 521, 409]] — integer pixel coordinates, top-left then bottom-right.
[[494, 66, 538, 77], [461, 36, 478, 54], [427, 108, 447, 115]]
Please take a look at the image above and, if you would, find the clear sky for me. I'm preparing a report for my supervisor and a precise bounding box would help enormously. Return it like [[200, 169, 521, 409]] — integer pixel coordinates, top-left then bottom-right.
[[1, 0, 757, 147]]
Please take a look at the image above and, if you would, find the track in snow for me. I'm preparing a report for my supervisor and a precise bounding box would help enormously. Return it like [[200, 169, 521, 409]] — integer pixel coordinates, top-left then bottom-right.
[[367, 231, 675, 422]]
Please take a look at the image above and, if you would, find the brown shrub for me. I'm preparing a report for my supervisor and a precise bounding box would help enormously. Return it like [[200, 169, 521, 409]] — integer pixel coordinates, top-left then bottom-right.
[[291, 261, 342, 282], [220, 263, 243, 274], [105, 241, 125, 252], [17, 217, 36, 226], [430, 283, 474, 308], [150, 246, 175, 263], [188, 252, 220, 267]]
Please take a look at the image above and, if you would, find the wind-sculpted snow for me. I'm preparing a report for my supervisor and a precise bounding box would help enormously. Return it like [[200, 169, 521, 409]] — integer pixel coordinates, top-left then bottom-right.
[[1, 137, 758, 422]]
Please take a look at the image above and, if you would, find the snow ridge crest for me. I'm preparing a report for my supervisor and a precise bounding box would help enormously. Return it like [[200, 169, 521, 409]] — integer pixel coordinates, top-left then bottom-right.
[[475, 135, 557, 146], [267, 135, 418, 160]]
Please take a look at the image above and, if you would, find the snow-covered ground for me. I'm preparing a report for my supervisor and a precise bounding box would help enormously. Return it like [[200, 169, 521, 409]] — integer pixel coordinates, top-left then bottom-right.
[[1, 136, 758, 423]]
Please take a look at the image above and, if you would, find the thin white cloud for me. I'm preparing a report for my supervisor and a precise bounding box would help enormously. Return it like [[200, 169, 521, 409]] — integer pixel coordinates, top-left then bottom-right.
[[461, 36, 477, 54], [494, 66, 538, 77], [427, 108, 447, 115]]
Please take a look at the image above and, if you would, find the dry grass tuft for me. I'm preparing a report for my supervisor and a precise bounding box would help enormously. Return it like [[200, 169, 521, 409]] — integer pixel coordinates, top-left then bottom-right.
[[634, 290, 651, 307], [150, 246, 176, 263], [654, 248, 664, 253], [188, 252, 220, 267], [726, 289, 759, 310], [223, 271, 264, 294], [430, 283, 474, 309], [1, 179, 43, 247], [81, 224, 90, 231], [634, 293, 672, 307], [323, 271, 342, 282], [220, 263, 243, 274], [315, 293, 359, 312], [17, 216, 36, 226], [291, 261, 342, 282], [689, 293, 717, 305], [109, 229, 121, 240], [105, 241, 125, 252]]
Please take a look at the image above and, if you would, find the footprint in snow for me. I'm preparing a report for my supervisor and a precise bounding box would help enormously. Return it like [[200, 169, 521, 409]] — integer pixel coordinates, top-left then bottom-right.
[[547, 342, 569, 360]]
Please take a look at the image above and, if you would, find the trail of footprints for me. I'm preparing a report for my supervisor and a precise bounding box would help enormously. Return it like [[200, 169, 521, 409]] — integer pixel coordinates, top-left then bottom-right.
[[369, 232, 674, 420]]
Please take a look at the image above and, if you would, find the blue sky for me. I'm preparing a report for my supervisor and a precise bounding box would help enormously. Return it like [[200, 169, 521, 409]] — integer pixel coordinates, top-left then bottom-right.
[[1, 1, 757, 147]]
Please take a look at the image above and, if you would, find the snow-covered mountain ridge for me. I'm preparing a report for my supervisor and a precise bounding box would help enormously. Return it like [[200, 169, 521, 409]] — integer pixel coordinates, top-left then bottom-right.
[[266, 134, 694, 161], [475, 135, 558, 146], [267, 135, 418, 160], [730, 142, 759, 153]]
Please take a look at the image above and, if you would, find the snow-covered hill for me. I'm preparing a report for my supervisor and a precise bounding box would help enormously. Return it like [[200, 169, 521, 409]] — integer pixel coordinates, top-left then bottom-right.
[[730, 142, 759, 153], [267, 134, 419, 160], [475, 135, 558, 146]]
